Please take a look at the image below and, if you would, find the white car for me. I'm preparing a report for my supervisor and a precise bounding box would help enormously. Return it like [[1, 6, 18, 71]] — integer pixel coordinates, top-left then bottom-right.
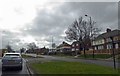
[[2, 53, 23, 71]]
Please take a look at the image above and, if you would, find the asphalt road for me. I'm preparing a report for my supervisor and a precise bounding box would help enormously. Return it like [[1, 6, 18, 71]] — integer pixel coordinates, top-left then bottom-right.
[[26, 54, 119, 69], [0, 58, 30, 76], [43, 55, 119, 68]]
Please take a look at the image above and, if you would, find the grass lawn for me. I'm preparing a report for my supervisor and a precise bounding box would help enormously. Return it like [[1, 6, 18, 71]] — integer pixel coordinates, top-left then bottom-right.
[[29, 61, 118, 74], [22, 54, 32, 58], [78, 54, 112, 59], [51, 54, 112, 59]]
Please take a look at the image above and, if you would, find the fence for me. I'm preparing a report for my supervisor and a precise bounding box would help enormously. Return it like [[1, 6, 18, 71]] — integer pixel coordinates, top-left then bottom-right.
[[0, 50, 2, 57], [81, 48, 120, 55]]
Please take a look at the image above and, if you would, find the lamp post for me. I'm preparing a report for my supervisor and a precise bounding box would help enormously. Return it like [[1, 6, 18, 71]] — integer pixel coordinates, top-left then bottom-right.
[[110, 37, 116, 69], [85, 14, 95, 59]]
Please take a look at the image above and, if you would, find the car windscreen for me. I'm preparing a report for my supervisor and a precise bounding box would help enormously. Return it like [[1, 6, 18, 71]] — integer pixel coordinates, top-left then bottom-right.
[[3, 54, 21, 59], [4, 54, 21, 58]]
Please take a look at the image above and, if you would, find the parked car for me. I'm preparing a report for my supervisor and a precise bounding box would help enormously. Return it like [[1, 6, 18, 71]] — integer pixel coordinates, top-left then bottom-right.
[[2, 53, 23, 71]]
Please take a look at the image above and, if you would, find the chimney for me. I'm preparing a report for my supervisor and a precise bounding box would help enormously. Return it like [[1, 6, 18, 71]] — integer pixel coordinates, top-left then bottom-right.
[[63, 41, 65, 44], [106, 28, 111, 32]]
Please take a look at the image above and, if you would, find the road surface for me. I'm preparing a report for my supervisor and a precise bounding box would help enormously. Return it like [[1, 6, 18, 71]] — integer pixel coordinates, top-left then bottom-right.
[[0, 58, 30, 76], [26, 54, 119, 68], [43, 55, 119, 68]]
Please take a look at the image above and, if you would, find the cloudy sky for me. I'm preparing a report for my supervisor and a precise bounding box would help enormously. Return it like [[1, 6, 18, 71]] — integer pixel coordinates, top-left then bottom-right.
[[0, 0, 119, 50]]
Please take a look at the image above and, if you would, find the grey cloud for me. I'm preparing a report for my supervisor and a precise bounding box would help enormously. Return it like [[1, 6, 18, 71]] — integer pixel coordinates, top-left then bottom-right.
[[1, 30, 24, 49], [1, 2, 118, 49], [25, 2, 118, 41], [58, 2, 118, 29]]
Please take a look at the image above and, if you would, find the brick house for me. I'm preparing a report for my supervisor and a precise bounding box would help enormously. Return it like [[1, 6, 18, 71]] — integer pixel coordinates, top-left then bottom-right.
[[71, 41, 79, 52], [92, 29, 120, 54], [56, 41, 71, 55], [26, 47, 49, 55], [38, 47, 49, 55], [71, 41, 83, 55]]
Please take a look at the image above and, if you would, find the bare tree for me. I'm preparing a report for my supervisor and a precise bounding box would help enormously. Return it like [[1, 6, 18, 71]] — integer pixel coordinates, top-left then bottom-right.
[[6, 45, 12, 52], [65, 16, 100, 57], [20, 48, 25, 53], [27, 42, 38, 53]]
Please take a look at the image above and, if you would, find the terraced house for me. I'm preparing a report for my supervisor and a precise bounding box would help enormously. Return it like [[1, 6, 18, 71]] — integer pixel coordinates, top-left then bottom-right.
[[92, 28, 120, 54]]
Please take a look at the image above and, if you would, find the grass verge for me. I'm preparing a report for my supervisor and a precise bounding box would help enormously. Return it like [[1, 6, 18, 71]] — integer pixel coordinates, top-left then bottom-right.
[[29, 61, 118, 74], [51, 54, 112, 60], [22, 54, 33, 58], [22, 54, 43, 58]]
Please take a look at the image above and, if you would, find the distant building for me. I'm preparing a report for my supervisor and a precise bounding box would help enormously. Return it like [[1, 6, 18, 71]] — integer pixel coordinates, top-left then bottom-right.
[[26, 49, 34, 53], [92, 29, 120, 54], [71, 41, 83, 55], [0, 49, 7, 57], [32, 47, 49, 55], [56, 41, 71, 55], [71, 41, 80, 52]]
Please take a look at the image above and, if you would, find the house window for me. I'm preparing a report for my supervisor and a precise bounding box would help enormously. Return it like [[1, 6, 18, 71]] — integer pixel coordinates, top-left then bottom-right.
[[60, 50, 62, 52], [72, 48, 75, 51], [102, 39, 104, 44], [72, 45, 74, 47], [107, 44, 112, 49], [98, 45, 103, 50], [114, 36, 118, 41], [76, 44, 79, 46], [100, 46, 103, 49], [92, 41, 96, 45], [115, 43, 119, 49], [100, 40, 103, 44], [94, 47, 97, 50]]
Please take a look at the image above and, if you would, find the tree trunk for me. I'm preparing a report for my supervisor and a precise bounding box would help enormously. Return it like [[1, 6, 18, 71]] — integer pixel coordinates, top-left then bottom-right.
[[75, 50, 77, 56], [83, 43, 86, 58]]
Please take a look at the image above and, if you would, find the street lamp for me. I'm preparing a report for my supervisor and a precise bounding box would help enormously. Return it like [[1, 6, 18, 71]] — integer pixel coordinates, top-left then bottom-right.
[[85, 14, 95, 59], [85, 15, 92, 26], [110, 37, 116, 69]]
